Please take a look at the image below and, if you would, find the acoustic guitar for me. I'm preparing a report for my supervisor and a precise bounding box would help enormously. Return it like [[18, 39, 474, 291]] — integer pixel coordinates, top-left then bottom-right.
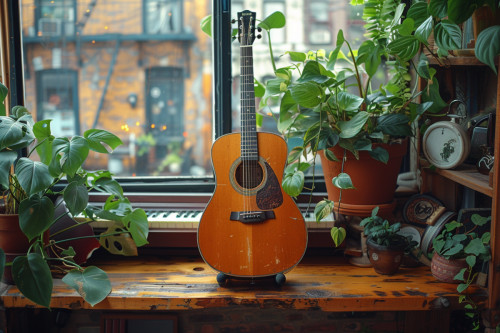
[[197, 10, 307, 286]]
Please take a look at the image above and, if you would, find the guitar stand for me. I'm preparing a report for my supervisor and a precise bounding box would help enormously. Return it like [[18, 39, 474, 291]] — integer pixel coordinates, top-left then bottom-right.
[[216, 272, 287, 287]]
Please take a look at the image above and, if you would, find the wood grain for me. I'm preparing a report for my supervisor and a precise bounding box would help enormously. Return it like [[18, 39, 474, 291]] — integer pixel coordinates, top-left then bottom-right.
[[0, 255, 487, 311]]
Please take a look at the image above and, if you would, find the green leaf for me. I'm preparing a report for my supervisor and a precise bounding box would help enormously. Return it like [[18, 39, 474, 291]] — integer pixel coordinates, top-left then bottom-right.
[[336, 92, 364, 112], [33, 119, 52, 140], [429, 0, 448, 18], [330, 227, 347, 247], [0, 115, 35, 151], [471, 213, 491, 226], [326, 30, 344, 70], [200, 15, 211, 37], [62, 266, 112, 307], [376, 114, 412, 136], [323, 149, 339, 162], [417, 53, 436, 80], [64, 181, 89, 216], [422, 78, 448, 114], [434, 20, 462, 52], [415, 16, 433, 44], [314, 199, 335, 222], [387, 35, 420, 61], [12, 254, 53, 308], [369, 146, 389, 164], [19, 195, 55, 241], [290, 82, 323, 108], [475, 25, 500, 74], [0, 151, 17, 190], [84, 129, 122, 154], [0, 83, 7, 116], [286, 51, 306, 62], [332, 172, 355, 190], [15, 157, 54, 196], [282, 170, 304, 197], [464, 238, 486, 256], [338, 111, 369, 139], [447, 0, 479, 24], [407, 2, 430, 28], [258, 11, 286, 31], [466, 255, 477, 268], [122, 208, 149, 247], [457, 283, 469, 293], [52, 136, 90, 177], [287, 146, 304, 164]]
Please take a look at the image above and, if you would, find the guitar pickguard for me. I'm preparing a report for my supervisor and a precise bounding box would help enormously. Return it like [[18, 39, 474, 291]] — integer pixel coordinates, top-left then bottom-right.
[[256, 162, 283, 210]]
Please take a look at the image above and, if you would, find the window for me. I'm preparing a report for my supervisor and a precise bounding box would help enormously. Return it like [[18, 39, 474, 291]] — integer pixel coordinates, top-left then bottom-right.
[[36, 69, 79, 137], [144, 0, 182, 34], [36, 0, 76, 37]]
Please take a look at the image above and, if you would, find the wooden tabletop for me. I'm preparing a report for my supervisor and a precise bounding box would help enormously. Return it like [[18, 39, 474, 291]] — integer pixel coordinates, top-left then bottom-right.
[[0, 254, 487, 311]]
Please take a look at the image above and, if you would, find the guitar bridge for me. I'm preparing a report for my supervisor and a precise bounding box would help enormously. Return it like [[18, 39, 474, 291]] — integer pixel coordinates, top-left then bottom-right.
[[230, 211, 275, 223]]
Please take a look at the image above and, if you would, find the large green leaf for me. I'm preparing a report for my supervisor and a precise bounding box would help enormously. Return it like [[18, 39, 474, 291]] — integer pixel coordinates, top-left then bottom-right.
[[375, 114, 412, 136], [122, 208, 149, 247], [326, 30, 345, 70], [447, 0, 480, 24], [429, 0, 447, 18], [15, 158, 53, 196], [387, 35, 420, 61], [0, 151, 17, 190], [336, 92, 364, 112], [278, 91, 297, 132], [369, 146, 389, 164], [414, 16, 433, 44], [422, 78, 448, 114], [62, 266, 111, 307], [19, 195, 55, 241], [64, 181, 89, 216], [12, 254, 53, 308], [475, 25, 500, 74], [33, 120, 54, 165], [84, 129, 122, 154], [258, 11, 286, 31], [358, 40, 381, 77], [290, 82, 323, 108], [332, 172, 355, 190], [282, 170, 304, 197], [338, 111, 369, 139], [297, 61, 331, 84], [314, 199, 334, 222], [434, 20, 462, 52], [0, 115, 35, 151], [92, 177, 124, 197], [407, 2, 430, 28], [52, 136, 90, 177]]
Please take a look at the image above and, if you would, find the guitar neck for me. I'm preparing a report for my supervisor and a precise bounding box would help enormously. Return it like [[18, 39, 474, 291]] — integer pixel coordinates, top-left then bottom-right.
[[240, 34, 258, 161]]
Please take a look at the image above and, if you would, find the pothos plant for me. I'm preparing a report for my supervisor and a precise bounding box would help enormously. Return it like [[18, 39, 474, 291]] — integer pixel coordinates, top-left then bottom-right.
[[256, 1, 446, 246], [0, 82, 149, 308], [432, 214, 491, 330]]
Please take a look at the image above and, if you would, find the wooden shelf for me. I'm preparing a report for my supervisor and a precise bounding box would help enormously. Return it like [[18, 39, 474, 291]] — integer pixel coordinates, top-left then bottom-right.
[[432, 165, 493, 197], [0, 255, 486, 312], [427, 55, 499, 67]]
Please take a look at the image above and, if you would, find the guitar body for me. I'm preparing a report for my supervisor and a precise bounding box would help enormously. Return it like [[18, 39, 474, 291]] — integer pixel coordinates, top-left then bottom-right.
[[198, 132, 307, 278]]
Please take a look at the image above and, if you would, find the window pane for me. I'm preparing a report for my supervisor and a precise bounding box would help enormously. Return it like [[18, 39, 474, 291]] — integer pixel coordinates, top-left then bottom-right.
[[21, 0, 212, 178]]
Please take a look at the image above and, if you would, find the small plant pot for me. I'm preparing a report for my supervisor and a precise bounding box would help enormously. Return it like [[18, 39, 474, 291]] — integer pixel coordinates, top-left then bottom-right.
[[0, 214, 31, 284], [366, 237, 406, 275], [431, 252, 469, 284]]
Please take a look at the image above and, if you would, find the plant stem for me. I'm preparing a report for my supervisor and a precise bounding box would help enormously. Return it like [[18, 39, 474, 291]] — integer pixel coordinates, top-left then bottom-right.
[[345, 40, 364, 100]]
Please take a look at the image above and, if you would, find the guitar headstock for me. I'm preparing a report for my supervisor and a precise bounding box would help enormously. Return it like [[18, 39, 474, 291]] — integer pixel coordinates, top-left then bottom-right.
[[237, 10, 256, 46]]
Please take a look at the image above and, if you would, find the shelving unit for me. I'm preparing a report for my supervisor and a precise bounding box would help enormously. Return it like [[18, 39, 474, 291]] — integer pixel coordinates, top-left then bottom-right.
[[422, 55, 500, 328]]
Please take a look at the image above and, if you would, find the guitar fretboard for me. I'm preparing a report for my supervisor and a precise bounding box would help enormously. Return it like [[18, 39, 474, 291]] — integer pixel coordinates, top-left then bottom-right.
[[240, 31, 258, 161]]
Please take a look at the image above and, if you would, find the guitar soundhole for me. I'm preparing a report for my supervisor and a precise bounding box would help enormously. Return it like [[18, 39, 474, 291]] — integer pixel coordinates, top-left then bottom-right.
[[235, 160, 264, 190]]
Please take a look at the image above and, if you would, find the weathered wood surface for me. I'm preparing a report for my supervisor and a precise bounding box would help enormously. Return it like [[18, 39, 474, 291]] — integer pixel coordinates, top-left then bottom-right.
[[0, 255, 487, 311]]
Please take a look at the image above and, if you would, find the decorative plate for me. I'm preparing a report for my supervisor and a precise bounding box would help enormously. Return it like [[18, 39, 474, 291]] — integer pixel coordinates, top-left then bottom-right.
[[402, 194, 444, 228], [420, 211, 457, 257], [422, 121, 471, 169]]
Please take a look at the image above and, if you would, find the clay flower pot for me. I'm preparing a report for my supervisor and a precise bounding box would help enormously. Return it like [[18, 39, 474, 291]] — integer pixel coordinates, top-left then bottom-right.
[[0, 214, 30, 284], [320, 140, 408, 216], [431, 252, 469, 284], [366, 237, 406, 275]]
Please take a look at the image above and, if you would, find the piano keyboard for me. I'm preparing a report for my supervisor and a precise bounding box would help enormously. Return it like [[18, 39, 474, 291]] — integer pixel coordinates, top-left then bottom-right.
[[77, 209, 335, 230]]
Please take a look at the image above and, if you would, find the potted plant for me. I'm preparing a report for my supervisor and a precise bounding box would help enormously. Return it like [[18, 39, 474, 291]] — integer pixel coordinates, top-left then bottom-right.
[[359, 206, 416, 275], [256, 1, 446, 245], [431, 214, 491, 330], [0, 82, 149, 308]]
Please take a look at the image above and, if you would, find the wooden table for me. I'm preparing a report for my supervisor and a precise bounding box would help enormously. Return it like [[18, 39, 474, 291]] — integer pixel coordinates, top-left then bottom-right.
[[0, 254, 486, 312]]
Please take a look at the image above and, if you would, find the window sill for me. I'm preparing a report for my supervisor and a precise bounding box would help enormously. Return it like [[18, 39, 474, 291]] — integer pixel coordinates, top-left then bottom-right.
[[0, 255, 486, 311]]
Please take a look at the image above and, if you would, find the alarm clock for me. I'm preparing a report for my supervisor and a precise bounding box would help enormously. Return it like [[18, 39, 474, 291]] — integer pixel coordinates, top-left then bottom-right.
[[422, 119, 470, 169]]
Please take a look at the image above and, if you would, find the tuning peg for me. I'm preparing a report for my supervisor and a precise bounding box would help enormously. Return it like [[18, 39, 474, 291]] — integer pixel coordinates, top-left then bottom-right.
[[257, 34, 262, 39], [231, 19, 236, 23], [257, 27, 262, 32]]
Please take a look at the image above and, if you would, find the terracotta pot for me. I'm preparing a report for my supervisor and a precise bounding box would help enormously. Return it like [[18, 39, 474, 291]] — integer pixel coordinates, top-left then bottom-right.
[[431, 252, 469, 284], [320, 140, 408, 216], [366, 237, 406, 275], [0, 214, 30, 284]]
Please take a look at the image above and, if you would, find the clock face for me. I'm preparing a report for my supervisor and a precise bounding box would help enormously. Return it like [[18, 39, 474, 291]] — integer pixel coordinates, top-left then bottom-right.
[[423, 121, 470, 169]]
